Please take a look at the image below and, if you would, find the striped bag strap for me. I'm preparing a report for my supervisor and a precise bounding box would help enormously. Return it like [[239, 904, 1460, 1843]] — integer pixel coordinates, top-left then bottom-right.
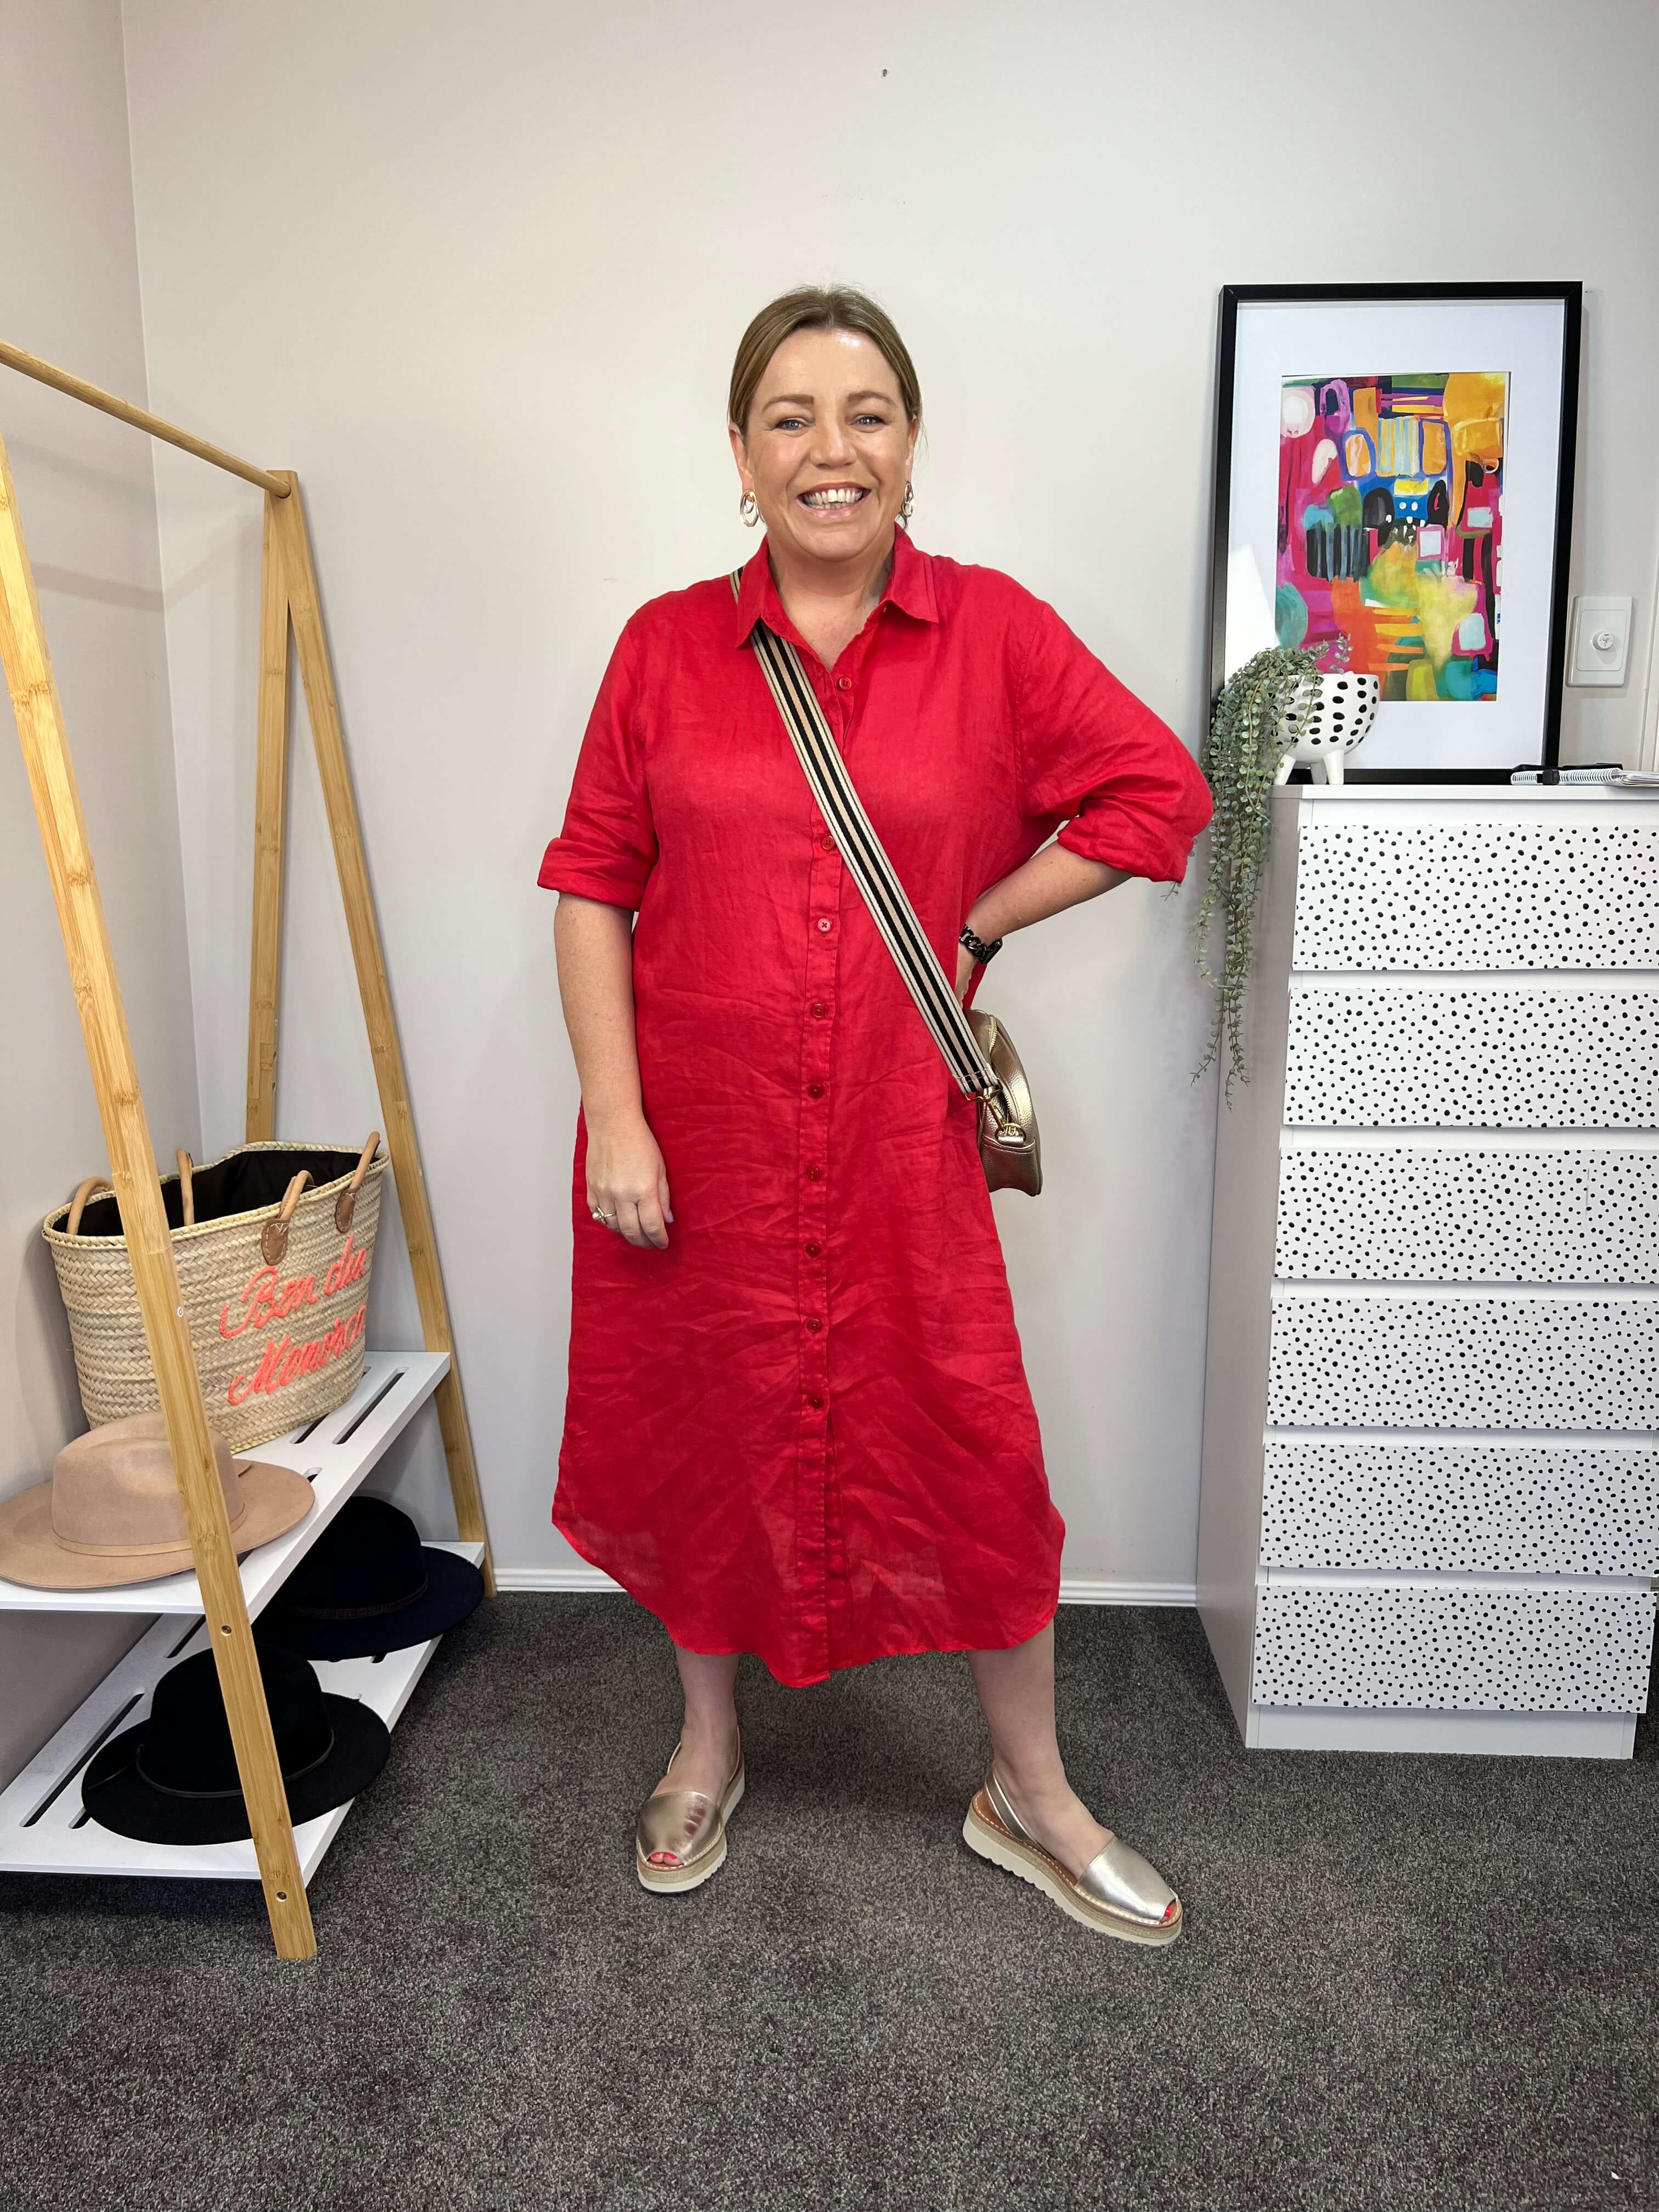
[[730, 570, 1000, 1104]]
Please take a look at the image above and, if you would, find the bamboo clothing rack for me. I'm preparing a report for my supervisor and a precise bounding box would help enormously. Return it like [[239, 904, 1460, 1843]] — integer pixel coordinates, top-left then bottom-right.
[[0, 341, 494, 1961]]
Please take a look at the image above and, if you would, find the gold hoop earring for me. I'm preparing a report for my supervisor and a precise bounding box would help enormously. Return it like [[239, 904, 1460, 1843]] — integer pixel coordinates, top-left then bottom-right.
[[739, 490, 760, 527], [898, 481, 915, 528]]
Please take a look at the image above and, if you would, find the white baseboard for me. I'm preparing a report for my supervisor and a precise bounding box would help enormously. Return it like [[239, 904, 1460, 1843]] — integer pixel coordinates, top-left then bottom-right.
[[495, 1565, 623, 1593], [493, 1565, 1196, 1607], [1058, 1578, 1195, 1608]]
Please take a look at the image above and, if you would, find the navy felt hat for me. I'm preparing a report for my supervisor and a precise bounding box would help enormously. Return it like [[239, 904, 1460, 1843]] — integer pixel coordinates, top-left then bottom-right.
[[259, 1494, 484, 1661]]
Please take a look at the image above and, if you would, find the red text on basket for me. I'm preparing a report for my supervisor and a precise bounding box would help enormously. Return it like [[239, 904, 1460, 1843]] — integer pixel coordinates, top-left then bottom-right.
[[225, 1302, 368, 1407], [218, 1233, 370, 1340]]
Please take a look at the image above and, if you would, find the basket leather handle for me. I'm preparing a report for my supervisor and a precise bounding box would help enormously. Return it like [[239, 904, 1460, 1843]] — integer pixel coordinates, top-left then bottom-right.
[[175, 1150, 196, 1228], [66, 1178, 114, 1236], [335, 1131, 382, 1234], [261, 1171, 314, 1266]]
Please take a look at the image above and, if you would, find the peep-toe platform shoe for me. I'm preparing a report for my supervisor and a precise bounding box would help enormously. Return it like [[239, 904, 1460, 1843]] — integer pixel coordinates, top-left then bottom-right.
[[635, 1733, 745, 1894], [963, 1763, 1183, 1946]]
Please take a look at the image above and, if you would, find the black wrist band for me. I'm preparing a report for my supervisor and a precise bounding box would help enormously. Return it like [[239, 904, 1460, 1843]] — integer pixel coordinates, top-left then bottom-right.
[[960, 926, 1003, 964]]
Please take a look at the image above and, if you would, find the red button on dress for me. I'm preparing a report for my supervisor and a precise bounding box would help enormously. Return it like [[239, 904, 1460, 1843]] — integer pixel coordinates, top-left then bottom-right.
[[538, 529, 1212, 1688]]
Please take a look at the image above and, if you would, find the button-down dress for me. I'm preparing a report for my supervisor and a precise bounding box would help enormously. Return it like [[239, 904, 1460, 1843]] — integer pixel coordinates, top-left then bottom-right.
[[538, 531, 1212, 1688]]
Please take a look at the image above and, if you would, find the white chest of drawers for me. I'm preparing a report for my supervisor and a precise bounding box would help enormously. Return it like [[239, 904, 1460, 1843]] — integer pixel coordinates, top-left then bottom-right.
[[1197, 785, 1659, 1757]]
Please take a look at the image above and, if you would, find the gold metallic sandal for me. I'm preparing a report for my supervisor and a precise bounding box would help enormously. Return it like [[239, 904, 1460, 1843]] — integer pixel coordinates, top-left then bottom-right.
[[635, 1733, 745, 1894], [963, 1763, 1182, 1946]]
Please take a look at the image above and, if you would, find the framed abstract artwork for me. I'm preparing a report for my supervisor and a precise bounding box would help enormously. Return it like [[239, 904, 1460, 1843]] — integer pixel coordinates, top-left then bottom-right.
[[1209, 283, 1582, 779]]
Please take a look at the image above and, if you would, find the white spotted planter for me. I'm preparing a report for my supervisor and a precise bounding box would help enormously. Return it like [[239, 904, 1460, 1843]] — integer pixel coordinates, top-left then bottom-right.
[[1273, 673, 1380, 787]]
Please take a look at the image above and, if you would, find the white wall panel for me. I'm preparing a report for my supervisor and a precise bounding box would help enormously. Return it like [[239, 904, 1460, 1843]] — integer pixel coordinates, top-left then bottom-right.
[[118, 0, 1659, 1585], [0, 1, 196, 1792]]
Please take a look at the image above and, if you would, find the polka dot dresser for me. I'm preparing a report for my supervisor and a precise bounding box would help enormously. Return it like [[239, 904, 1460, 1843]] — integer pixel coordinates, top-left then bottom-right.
[[1198, 788, 1659, 1756]]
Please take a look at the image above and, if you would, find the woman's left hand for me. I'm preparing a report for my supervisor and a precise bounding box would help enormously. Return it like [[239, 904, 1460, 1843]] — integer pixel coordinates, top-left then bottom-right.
[[955, 943, 977, 1003]]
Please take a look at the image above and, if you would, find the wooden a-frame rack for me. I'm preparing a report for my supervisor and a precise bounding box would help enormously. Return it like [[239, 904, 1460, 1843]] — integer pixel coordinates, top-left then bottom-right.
[[0, 337, 494, 1961]]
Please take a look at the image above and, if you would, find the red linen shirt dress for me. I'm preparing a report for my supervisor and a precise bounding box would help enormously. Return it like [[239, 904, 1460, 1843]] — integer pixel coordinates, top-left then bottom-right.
[[538, 530, 1212, 1689]]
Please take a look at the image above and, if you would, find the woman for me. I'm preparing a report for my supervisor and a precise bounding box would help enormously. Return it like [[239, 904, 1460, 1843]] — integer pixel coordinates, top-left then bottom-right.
[[539, 287, 1212, 1944]]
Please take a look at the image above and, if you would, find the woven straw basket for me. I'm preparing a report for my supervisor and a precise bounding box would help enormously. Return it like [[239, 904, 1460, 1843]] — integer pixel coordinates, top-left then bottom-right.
[[43, 1135, 387, 1453]]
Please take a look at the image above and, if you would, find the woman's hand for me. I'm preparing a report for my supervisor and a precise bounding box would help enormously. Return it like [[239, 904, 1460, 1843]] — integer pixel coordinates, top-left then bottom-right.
[[585, 1110, 674, 1249]]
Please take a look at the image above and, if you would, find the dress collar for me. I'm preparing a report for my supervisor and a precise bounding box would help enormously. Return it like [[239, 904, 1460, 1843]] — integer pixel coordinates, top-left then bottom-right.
[[729, 524, 938, 647]]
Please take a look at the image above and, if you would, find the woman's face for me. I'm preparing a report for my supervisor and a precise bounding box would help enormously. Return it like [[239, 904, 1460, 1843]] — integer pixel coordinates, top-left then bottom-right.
[[731, 328, 917, 573]]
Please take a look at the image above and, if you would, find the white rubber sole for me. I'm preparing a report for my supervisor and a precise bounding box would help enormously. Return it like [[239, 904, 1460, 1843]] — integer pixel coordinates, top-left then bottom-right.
[[636, 1767, 745, 1894], [963, 1795, 1183, 1948]]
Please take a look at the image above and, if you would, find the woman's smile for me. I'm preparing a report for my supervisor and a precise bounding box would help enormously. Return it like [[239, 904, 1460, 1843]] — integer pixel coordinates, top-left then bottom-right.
[[797, 483, 872, 518], [730, 326, 916, 581]]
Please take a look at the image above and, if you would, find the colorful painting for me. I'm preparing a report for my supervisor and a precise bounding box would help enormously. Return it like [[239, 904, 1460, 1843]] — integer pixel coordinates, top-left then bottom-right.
[[1276, 373, 1507, 702]]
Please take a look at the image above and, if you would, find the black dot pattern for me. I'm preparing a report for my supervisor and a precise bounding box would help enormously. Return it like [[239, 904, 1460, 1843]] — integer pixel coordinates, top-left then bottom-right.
[[1284, 985, 1659, 1128], [1260, 1438, 1659, 1573], [1268, 1293, 1659, 1429], [1275, 1144, 1659, 1283], [1252, 806, 1659, 1725], [1292, 818, 1659, 970], [1252, 1586, 1657, 1710], [1281, 674, 1380, 759]]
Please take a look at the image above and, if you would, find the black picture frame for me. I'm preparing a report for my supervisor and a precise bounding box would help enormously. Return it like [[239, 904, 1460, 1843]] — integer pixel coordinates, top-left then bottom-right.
[[1207, 281, 1582, 782]]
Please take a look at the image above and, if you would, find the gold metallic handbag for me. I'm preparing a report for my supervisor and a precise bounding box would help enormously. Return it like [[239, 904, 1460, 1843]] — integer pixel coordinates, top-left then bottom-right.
[[965, 1007, 1042, 1197], [735, 574, 1042, 1198]]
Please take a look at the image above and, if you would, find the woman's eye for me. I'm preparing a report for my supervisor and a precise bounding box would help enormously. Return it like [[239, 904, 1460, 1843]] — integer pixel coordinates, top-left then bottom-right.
[[772, 416, 806, 431]]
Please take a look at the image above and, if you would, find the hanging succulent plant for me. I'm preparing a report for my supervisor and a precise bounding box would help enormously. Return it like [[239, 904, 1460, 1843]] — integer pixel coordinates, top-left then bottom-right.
[[1191, 645, 1320, 1100]]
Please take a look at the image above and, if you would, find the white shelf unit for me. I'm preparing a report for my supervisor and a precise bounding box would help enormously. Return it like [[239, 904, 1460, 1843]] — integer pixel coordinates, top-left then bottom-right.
[[0, 1349, 472, 1884], [0, 1349, 448, 1616], [1198, 787, 1659, 1758], [0, 1545, 481, 1883]]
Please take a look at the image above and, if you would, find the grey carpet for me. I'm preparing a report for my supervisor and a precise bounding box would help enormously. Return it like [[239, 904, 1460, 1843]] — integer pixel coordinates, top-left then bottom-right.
[[2, 1595, 1654, 2212]]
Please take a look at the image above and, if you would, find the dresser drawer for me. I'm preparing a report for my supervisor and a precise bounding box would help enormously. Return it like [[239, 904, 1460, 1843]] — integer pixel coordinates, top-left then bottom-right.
[[1267, 1288, 1659, 1430], [1291, 815, 1659, 971], [1274, 1139, 1659, 1283], [1252, 1581, 1657, 1711], [1261, 1436, 1659, 1574], [1283, 982, 1659, 1129]]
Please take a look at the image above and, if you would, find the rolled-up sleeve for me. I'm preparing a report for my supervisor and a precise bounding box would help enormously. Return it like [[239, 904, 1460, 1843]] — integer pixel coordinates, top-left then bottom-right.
[[537, 626, 658, 910], [1015, 591, 1212, 884]]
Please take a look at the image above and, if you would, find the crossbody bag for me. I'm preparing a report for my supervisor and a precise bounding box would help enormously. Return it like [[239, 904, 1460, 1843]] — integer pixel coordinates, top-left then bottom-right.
[[733, 571, 1041, 1197]]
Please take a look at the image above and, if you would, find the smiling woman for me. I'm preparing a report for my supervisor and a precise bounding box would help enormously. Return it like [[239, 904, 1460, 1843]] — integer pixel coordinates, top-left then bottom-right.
[[538, 283, 1212, 1939], [727, 289, 922, 665]]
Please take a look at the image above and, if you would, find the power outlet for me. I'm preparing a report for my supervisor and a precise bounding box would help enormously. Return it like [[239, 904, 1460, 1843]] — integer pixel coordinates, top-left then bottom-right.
[[1568, 595, 1634, 687]]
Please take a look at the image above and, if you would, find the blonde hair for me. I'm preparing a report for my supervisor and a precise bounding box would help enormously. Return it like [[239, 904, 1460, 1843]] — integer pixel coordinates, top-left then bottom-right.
[[728, 286, 922, 437]]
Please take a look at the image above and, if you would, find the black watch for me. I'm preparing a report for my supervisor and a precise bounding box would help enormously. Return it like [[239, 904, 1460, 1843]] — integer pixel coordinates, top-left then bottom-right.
[[960, 925, 1003, 964]]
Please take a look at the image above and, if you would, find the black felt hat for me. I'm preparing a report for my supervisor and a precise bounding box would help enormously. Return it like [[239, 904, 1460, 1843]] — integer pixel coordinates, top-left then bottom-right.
[[81, 1641, 390, 1847], [258, 1495, 484, 1661]]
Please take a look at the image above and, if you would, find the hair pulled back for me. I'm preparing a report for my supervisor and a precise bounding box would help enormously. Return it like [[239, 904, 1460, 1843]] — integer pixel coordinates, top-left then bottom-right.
[[728, 286, 922, 437]]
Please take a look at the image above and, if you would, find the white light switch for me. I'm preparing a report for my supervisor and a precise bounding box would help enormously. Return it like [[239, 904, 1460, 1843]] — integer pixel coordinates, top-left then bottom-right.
[[1568, 594, 1633, 686]]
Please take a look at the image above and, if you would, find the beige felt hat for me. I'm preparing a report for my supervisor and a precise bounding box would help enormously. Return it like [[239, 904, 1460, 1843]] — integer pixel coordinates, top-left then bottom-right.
[[0, 1410, 313, 1591]]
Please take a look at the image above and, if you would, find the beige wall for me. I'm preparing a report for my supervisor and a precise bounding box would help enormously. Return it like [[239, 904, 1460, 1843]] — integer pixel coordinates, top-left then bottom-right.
[[0, 4, 199, 1783], [116, 0, 1659, 1596]]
